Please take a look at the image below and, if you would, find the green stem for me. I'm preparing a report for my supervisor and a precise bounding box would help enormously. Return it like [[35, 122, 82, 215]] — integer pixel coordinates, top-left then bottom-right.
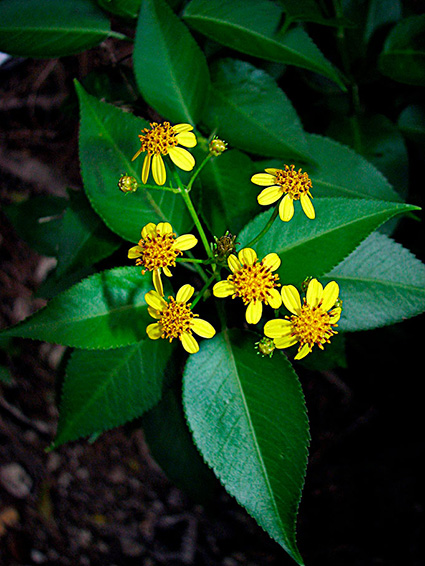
[[186, 153, 213, 192], [244, 205, 279, 248], [191, 273, 216, 309]]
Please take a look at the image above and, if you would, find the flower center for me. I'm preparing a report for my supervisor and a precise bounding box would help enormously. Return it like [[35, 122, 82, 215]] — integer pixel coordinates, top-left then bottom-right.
[[274, 164, 313, 201], [138, 122, 179, 156], [290, 302, 337, 349], [230, 260, 280, 304], [159, 298, 197, 341], [136, 231, 181, 273]]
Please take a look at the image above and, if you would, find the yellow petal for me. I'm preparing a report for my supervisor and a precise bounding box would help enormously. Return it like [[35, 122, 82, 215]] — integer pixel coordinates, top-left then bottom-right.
[[279, 194, 294, 222], [131, 147, 144, 162], [329, 308, 341, 324], [163, 266, 172, 277], [157, 222, 173, 235], [148, 306, 161, 319], [168, 146, 195, 171], [300, 193, 315, 219], [322, 281, 340, 311], [141, 222, 157, 239], [152, 154, 166, 185], [267, 288, 282, 309], [152, 270, 164, 296], [146, 323, 162, 340], [141, 153, 151, 184], [227, 254, 241, 273], [294, 344, 312, 360], [257, 185, 282, 205], [128, 245, 142, 259], [262, 252, 281, 272], [264, 318, 293, 338], [265, 168, 280, 175], [192, 318, 216, 338], [251, 173, 276, 186], [213, 280, 235, 298], [180, 332, 199, 354], [274, 335, 298, 349], [173, 123, 194, 133], [174, 234, 198, 251], [306, 278, 323, 308], [176, 131, 197, 148], [246, 300, 262, 324], [238, 247, 257, 266], [176, 284, 194, 303], [145, 290, 167, 311], [281, 285, 301, 315]]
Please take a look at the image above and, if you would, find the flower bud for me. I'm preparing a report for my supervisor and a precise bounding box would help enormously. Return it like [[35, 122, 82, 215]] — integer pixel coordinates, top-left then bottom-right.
[[209, 137, 227, 156], [255, 337, 275, 358], [118, 174, 138, 193], [213, 231, 238, 261]]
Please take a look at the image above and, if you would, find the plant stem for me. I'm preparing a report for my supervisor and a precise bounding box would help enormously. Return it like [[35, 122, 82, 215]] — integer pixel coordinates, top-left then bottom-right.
[[244, 205, 279, 248], [186, 153, 213, 192], [191, 273, 216, 309]]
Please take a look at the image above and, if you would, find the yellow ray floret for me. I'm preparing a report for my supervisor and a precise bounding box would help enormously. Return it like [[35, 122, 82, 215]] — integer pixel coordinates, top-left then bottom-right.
[[251, 164, 315, 222], [145, 284, 216, 354], [213, 247, 282, 325], [128, 222, 197, 295], [132, 122, 197, 186], [264, 278, 341, 359]]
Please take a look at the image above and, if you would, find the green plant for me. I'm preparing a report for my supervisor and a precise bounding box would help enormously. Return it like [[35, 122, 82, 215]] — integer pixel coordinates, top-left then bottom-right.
[[1, 0, 424, 563]]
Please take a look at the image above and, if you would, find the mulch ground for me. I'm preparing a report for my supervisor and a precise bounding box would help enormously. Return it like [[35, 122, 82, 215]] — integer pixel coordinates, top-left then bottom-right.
[[1, 48, 424, 566]]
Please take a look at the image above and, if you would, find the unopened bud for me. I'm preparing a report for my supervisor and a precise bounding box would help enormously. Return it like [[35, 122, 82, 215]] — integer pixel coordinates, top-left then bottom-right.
[[213, 231, 238, 261], [255, 337, 275, 358], [209, 137, 227, 156], [118, 174, 138, 194]]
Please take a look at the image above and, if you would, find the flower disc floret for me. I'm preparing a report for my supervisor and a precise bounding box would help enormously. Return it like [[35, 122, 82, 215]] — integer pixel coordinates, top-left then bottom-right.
[[145, 285, 216, 354], [128, 222, 197, 295], [251, 164, 315, 222], [264, 278, 341, 360], [213, 248, 282, 325], [132, 122, 197, 186]]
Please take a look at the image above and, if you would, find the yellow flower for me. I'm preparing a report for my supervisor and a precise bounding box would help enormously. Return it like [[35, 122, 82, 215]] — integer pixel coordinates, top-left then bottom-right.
[[264, 278, 341, 360], [213, 247, 282, 325], [145, 285, 216, 354], [132, 122, 197, 186], [251, 164, 315, 222], [128, 222, 197, 295]]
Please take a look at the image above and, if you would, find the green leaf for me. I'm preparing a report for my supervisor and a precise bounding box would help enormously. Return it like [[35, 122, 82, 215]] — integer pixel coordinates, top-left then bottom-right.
[[75, 81, 192, 242], [277, 0, 353, 27], [323, 232, 425, 331], [0, 0, 113, 58], [133, 0, 210, 124], [307, 132, 405, 200], [200, 150, 258, 236], [204, 59, 310, 161], [53, 339, 173, 447], [398, 105, 425, 146], [56, 190, 122, 277], [183, 0, 344, 88], [183, 329, 309, 564], [0, 267, 153, 349], [142, 383, 221, 505], [379, 15, 425, 86], [97, 0, 142, 19], [238, 198, 418, 284]]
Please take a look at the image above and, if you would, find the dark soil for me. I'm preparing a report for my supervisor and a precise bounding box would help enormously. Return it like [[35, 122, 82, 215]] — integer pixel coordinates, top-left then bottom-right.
[[1, 48, 424, 566]]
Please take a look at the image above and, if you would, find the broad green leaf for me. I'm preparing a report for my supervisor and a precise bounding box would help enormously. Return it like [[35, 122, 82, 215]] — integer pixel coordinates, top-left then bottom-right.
[[200, 150, 258, 236], [379, 15, 425, 86], [323, 232, 425, 331], [363, 0, 402, 44], [277, 0, 353, 27], [183, 329, 309, 564], [238, 198, 418, 284], [75, 81, 192, 242], [398, 105, 425, 145], [97, 0, 142, 19], [142, 384, 221, 505], [0, 267, 152, 349], [311, 128, 406, 199], [53, 339, 173, 447], [56, 190, 122, 277], [0, 0, 115, 58], [4, 195, 67, 257], [134, 0, 210, 124], [183, 0, 344, 88], [204, 59, 310, 161]]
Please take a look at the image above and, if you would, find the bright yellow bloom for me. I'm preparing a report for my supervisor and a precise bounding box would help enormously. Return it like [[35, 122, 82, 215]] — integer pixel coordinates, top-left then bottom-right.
[[251, 164, 315, 222], [145, 285, 216, 354], [132, 122, 197, 186], [128, 222, 197, 295], [264, 278, 341, 360], [213, 247, 282, 325]]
